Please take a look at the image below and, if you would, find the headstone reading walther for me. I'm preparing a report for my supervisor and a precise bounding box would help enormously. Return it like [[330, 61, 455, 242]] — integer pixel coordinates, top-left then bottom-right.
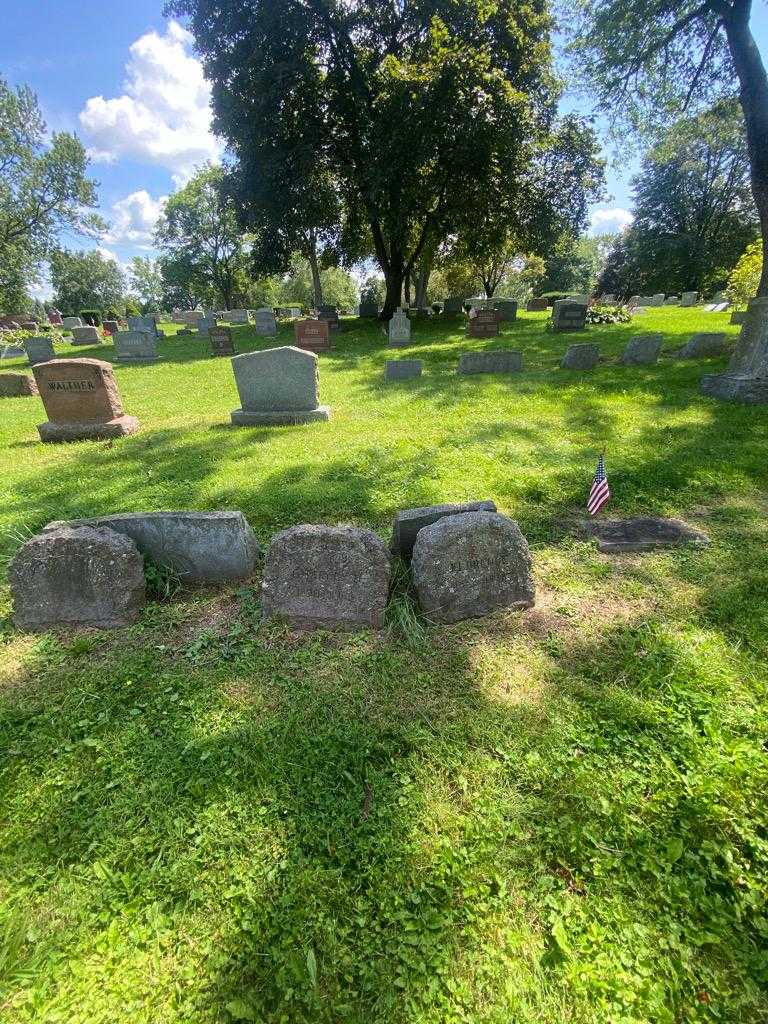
[[318, 305, 341, 331], [0, 373, 39, 397], [25, 336, 56, 365], [443, 296, 465, 314], [254, 307, 278, 336], [561, 343, 600, 370], [71, 325, 100, 345], [701, 296, 768, 403], [552, 299, 587, 331], [680, 333, 727, 359], [209, 326, 234, 357], [262, 525, 391, 630], [9, 526, 146, 630], [411, 511, 535, 623], [526, 297, 548, 311], [457, 350, 523, 375], [388, 309, 411, 347], [114, 330, 159, 363], [620, 334, 663, 365], [295, 318, 331, 352], [467, 309, 501, 338], [494, 299, 518, 322], [230, 345, 330, 425], [33, 357, 140, 441], [385, 359, 421, 380]]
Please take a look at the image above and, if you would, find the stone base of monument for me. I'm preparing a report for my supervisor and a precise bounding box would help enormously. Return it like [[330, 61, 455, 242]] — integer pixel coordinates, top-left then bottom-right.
[[230, 406, 330, 426], [700, 373, 768, 404], [38, 414, 140, 442]]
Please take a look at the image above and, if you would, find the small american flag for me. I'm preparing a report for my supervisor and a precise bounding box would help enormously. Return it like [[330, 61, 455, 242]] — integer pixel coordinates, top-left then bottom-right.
[[587, 454, 610, 515]]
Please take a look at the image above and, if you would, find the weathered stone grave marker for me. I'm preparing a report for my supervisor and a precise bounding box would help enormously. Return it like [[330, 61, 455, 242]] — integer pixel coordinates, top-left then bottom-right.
[[680, 333, 727, 358], [443, 296, 465, 314], [71, 325, 100, 345], [0, 373, 39, 397], [467, 309, 501, 338], [561, 343, 600, 369], [385, 359, 421, 380], [388, 309, 412, 347], [318, 305, 340, 331], [254, 307, 278, 336], [114, 330, 159, 363], [494, 299, 518, 322], [620, 334, 663, 365], [359, 301, 379, 318], [552, 299, 587, 331], [391, 500, 497, 560], [25, 336, 56, 365], [526, 297, 548, 311]]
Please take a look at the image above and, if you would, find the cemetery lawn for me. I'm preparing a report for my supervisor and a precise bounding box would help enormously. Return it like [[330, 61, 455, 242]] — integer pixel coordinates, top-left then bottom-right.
[[2, 308, 768, 1023]]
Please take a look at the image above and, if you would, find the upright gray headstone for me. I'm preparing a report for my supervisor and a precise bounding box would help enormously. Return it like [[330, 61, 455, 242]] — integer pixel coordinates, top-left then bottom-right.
[[2, 343, 27, 360], [457, 350, 523, 375], [254, 307, 278, 336], [681, 291, 698, 307], [664, 295, 680, 305], [561, 343, 600, 369], [493, 299, 518, 322], [197, 314, 217, 338], [114, 330, 159, 362], [411, 511, 535, 623], [227, 309, 251, 325], [390, 500, 497, 560], [620, 334, 663, 365], [128, 315, 159, 337], [9, 525, 146, 630], [443, 297, 464, 314], [71, 325, 100, 345], [650, 293, 665, 306], [388, 310, 411, 347], [262, 525, 391, 630], [680, 333, 727, 359], [25, 336, 57, 365], [701, 296, 768, 403], [359, 301, 379, 318], [62, 316, 82, 329], [230, 345, 330, 425], [552, 300, 587, 331], [385, 359, 422, 380]]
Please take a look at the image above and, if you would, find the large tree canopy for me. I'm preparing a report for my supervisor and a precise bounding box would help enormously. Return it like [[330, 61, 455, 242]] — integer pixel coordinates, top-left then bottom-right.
[[168, 0, 562, 315], [599, 100, 758, 295], [50, 249, 126, 316], [566, 0, 768, 297]]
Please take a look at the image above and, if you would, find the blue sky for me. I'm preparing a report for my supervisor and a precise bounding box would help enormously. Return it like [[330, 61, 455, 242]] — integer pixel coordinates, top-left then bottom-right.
[[2, 0, 767, 298]]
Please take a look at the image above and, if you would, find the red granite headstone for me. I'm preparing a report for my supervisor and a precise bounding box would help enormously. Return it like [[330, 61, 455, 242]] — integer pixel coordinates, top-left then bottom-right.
[[467, 310, 501, 338], [295, 319, 331, 352], [32, 358, 140, 441]]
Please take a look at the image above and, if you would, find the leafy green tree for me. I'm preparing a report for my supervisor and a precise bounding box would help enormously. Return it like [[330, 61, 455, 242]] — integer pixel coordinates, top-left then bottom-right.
[[359, 275, 386, 307], [128, 256, 164, 313], [727, 239, 762, 308], [539, 233, 605, 295], [49, 249, 126, 316], [598, 101, 757, 295], [280, 258, 358, 310], [567, 0, 768, 297], [168, 0, 562, 316], [0, 76, 102, 307], [155, 165, 250, 310]]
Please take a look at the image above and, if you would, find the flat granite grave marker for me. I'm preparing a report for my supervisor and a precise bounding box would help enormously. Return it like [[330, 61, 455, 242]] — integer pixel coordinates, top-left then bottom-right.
[[561, 343, 600, 369], [262, 524, 391, 630], [25, 336, 56, 365], [33, 357, 140, 441], [295, 318, 331, 352], [230, 345, 330, 425], [576, 517, 710, 553], [43, 511, 258, 581], [701, 296, 768, 403], [388, 310, 412, 347], [391, 499, 497, 560], [0, 372, 38, 397], [411, 511, 535, 623], [209, 326, 234, 357], [680, 333, 727, 358], [457, 350, 523, 375], [552, 299, 587, 331], [526, 297, 548, 311], [254, 307, 278, 336], [467, 309, 501, 338], [114, 330, 159, 363], [10, 525, 146, 630], [620, 334, 663, 365], [385, 359, 422, 380], [71, 325, 100, 345]]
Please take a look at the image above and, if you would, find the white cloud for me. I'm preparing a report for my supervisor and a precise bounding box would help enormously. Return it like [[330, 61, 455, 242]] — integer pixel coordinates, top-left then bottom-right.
[[590, 207, 635, 235], [79, 20, 222, 180], [102, 190, 168, 246]]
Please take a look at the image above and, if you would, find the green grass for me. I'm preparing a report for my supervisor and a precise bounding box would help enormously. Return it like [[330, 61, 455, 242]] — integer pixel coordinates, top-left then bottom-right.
[[1, 308, 768, 1023]]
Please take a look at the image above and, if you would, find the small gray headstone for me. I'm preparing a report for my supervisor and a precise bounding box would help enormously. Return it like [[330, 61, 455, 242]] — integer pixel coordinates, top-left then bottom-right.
[[680, 333, 727, 358], [359, 301, 379, 318], [25, 336, 57, 365], [254, 308, 278, 336], [71, 325, 100, 345], [43, 511, 258, 581], [390, 500, 497, 560], [197, 314, 217, 338], [680, 291, 698, 307], [552, 299, 587, 331], [230, 345, 330, 425], [9, 525, 146, 630], [577, 517, 710, 553], [457, 350, 523, 375], [443, 297, 464, 314], [385, 359, 422, 380], [620, 334, 663, 365], [262, 524, 391, 630], [650, 293, 665, 306], [493, 299, 518, 322], [411, 511, 534, 623], [0, 372, 38, 397], [128, 315, 159, 336], [227, 309, 251, 325], [388, 310, 411, 347], [114, 330, 159, 362], [561, 343, 600, 369], [1, 344, 26, 359], [664, 295, 680, 305], [62, 316, 82, 329]]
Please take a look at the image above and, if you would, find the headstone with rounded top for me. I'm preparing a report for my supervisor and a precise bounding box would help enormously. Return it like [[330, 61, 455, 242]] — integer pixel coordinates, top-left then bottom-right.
[[262, 524, 391, 630], [680, 333, 727, 358], [230, 345, 330, 425], [391, 499, 497, 560], [71, 325, 100, 345], [620, 334, 663, 365], [561, 343, 600, 369], [25, 336, 56, 365], [33, 357, 140, 441], [411, 511, 535, 623], [254, 307, 278, 336], [388, 310, 412, 347], [114, 330, 159, 362], [0, 372, 39, 397], [295, 318, 331, 352], [9, 525, 146, 630]]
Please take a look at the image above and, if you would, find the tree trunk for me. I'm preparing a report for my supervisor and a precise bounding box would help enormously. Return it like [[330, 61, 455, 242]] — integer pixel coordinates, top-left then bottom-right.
[[414, 264, 430, 308], [403, 270, 412, 308], [724, 9, 768, 296], [381, 250, 405, 319], [307, 230, 323, 308]]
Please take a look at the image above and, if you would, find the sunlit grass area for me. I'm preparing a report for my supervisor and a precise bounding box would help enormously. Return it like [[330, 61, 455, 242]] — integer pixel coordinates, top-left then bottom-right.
[[1, 307, 767, 1023]]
